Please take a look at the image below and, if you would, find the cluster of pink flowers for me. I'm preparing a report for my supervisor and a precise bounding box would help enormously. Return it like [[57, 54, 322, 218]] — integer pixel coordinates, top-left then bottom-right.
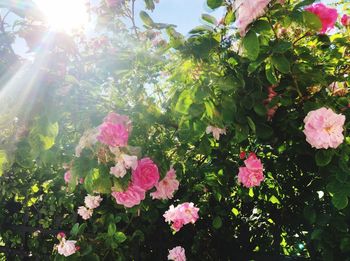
[[112, 157, 160, 208], [305, 3, 338, 34], [303, 107, 345, 149], [238, 153, 264, 188], [110, 152, 138, 178], [77, 195, 103, 220], [163, 202, 199, 232], [150, 167, 179, 200], [56, 232, 79, 257], [206, 125, 226, 140], [234, 0, 271, 36], [97, 112, 132, 147], [168, 246, 186, 261]]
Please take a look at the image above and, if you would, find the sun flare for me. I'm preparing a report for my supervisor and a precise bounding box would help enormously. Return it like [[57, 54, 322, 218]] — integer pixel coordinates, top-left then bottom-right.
[[34, 0, 89, 32]]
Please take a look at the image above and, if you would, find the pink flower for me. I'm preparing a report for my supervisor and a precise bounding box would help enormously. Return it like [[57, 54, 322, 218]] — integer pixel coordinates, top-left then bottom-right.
[[206, 126, 226, 140], [104, 112, 132, 133], [303, 107, 345, 149], [341, 14, 350, 26], [57, 232, 66, 240], [111, 184, 145, 208], [239, 151, 246, 159], [75, 129, 98, 157], [84, 195, 103, 209], [234, 0, 271, 36], [163, 202, 199, 232], [77, 206, 93, 220], [97, 122, 129, 147], [305, 3, 338, 34], [132, 158, 160, 190], [105, 0, 123, 8], [168, 246, 186, 261], [110, 162, 127, 178], [57, 239, 78, 257], [121, 154, 138, 170], [64, 171, 71, 183], [237, 153, 264, 188], [150, 168, 179, 200]]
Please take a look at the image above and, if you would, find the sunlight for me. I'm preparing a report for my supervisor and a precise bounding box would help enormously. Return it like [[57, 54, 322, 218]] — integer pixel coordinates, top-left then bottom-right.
[[33, 0, 89, 33]]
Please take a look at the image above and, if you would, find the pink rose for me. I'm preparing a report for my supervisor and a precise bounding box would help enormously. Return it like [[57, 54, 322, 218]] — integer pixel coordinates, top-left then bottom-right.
[[237, 153, 264, 188], [104, 112, 132, 132], [111, 184, 145, 208], [110, 162, 127, 178], [305, 3, 338, 34], [341, 14, 350, 26], [163, 202, 199, 232], [57, 239, 78, 257], [97, 122, 129, 147], [168, 246, 186, 261], [77, 206, 93, 220], [206, 125, 226, 140], [234, 0, 271, 36], [132, 158, 160, 190], [121, 154, 138, 170], [150, 168, 179, 200], [303, 107, 345, 149], [64, 171, 71, 183], [84, 195, 102, 209]]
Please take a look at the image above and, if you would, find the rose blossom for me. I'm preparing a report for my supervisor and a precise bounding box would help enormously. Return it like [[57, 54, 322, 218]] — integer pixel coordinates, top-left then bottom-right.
[[341, 14, 350, 26], [57, 238, 78, 257], [84, 195, 103, 209], [237, 153, 264, 188], [75, 128, 98, 157], [132, 158, 160, 190], [151, 168, 179, 200], [206, 125, 226, 140], [110, 162, 127, 178], [303, 107, 345, 149], [234, 0, 271, 36], [168, 246, 186, 261], [103, 112, 132, 133], [305, 3, 338, 34], [97, 122, 129, 147], [64, 171, 71, 183], [163, 202, 199, 232], [77, 206, 93, 220], [121, 154, 138, 170], [112, 184, 146, 208]]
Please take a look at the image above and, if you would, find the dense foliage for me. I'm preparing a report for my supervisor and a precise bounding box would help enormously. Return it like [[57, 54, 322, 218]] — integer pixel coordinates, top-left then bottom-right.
[[1, 0, 350, 260]]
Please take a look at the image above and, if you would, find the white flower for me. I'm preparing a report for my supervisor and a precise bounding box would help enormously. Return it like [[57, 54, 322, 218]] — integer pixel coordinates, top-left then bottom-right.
[[77, 206, 93, 220], [57, 238, 77, 257], [84, 194, 103, 209], [206, 125, 226, 140]]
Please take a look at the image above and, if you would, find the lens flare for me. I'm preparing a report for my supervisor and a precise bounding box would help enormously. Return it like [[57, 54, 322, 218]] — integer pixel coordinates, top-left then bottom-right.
[[34, 0, 89, 33]]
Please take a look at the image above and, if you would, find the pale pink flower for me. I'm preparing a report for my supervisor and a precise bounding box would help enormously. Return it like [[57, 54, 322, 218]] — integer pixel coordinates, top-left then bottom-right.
[[168, 246, 186, 261], [77, 206, 93, 220], [237, 153, 264, 188], [110, 162, 127, 178], [163, 202, 199, 232], [111, 184, 145, 208], [97, 122, 129, 147], [305, 3, 338, 34], [57, 239, 78, 257], [303, 107, 345, 149], [132, 158, 160, 190], [151, 168, 179, 200], [121, 154, 138, 170], [328, 82, 348, 96], [341, 14, 350, 26], [64, 171, 71, 183], [84, 195, 103, 209], [206, 125, 226, 140], [103, 112, 132, 133], [75, 129, 98, 157], [234, 0, 271, 36]]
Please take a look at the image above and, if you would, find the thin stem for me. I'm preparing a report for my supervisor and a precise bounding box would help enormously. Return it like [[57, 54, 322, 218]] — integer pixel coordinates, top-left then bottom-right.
[[131, 0, 139, 39]]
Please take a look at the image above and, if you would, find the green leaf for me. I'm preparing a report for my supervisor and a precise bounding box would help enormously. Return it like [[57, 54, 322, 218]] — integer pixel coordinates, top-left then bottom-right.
[[0, 150, 8, 177], [231, 208, 239, 216], [265, 62, 278, 85], [206, 0, 223, 9], [212, 216, 222, 229], [256, 123, 273, 139], [108, 223, 117, 237], [242, 31, 260, 61], [70, 223, 80, 237], [201, 14, 217, 25], [140, 11, 154, 27], [271, 55, 290, 73], [115, 231, 127, 243], [315, 150, 334, 167], [246, 116, 256, 133], [332, 193, 348, 210], [293, 0, 316, 11], [303, 206, 316, 223], [302, 11, 322, 31], [144, 0, 155, 10], [254, 103, 267, 117], [269, 195, 281, 205], [85, 168, 112, 194], [175, 90, 193, 114]]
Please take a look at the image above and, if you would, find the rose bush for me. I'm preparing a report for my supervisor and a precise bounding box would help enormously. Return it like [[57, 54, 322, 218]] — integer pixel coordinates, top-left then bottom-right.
[[0, 0, 350, 260]]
